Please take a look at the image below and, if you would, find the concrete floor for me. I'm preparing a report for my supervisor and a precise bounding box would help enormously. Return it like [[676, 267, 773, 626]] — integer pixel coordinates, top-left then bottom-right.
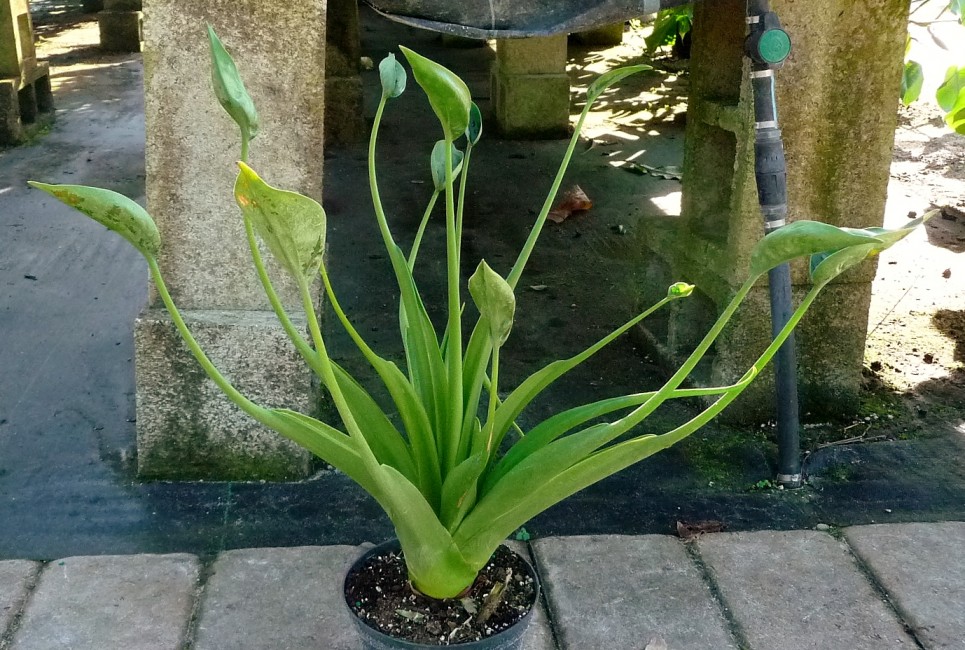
[[1, 5, 964, 562]]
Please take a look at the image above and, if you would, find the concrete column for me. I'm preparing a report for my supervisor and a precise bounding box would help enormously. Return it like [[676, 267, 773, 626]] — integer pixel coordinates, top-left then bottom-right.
[[324, 0, 364, 146], [0, 0, 53, 145], [138, 0, 327, 479], [98, 0, 143, 53], [639, 0, 910, 420], [492, 35, 570, 139]]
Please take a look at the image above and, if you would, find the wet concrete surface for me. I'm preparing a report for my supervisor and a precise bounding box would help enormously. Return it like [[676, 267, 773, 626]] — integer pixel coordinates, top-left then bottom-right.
[[1, 5, 963, 561]]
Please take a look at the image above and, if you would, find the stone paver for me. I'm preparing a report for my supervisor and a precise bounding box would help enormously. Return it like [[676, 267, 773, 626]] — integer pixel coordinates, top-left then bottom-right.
[[0, 561, 38, 637], [9, 554, 199, 650], [533, 534, 737, 649], [845, 522, 965, 649], [507, 541, 557, 650], [697, 530, 916, 649], [193, 545, 360, 650]]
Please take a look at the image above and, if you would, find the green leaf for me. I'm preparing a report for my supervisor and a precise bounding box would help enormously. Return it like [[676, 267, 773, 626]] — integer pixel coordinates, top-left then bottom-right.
[[466, 102, 483, 145], [207, 26, 259, 142], [948, 104, 965, 134], [399, 46, 471, 140], [439, 452, 486, 530], [950, 0, 964, 23], [901, 60, 924, 106], [28, 182, 161, 258], [430, 140, 465, 192], [809, 243, 878, 285], [587, 64, 653, 104], [234, 162, 326, 280], [468, 260, 516, 348], [379, 52, 407, 99], [749, 220, 883, 276], [936, 66, 965, 112]]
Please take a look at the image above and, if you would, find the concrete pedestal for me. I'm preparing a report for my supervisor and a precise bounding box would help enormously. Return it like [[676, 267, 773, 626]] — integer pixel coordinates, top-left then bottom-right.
[[324, 0, 364, 146], [492, 35, 569, 139], [99, 0, 143, 53], [1, 0, 54, 145], [139, 0, 328, 479], [638, 0, 910, 420]]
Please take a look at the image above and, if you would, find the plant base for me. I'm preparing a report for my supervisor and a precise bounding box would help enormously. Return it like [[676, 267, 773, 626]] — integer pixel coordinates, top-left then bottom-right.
[[344, 540, 539, 648]]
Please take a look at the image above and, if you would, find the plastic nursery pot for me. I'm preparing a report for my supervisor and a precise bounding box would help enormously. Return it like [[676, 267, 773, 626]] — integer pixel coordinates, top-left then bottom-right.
[[343, 540, 541, 649]]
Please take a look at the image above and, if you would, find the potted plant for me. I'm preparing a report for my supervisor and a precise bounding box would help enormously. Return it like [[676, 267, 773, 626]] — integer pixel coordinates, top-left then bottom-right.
[[29, 29, 929, 648]]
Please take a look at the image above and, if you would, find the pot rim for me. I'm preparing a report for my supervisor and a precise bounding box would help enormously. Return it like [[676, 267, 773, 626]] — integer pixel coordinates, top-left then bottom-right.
[[342, 539, 541, 649]]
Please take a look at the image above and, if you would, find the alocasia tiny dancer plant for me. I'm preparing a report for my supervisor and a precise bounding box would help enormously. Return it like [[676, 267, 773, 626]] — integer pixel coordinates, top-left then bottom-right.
[[29, 29, 930, 600]]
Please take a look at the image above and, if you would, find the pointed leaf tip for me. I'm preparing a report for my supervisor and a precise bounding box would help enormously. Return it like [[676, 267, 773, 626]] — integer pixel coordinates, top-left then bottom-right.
[[29, 181, 161, 258], [667, 282, 694, 299], [399, 46, 471, 141]]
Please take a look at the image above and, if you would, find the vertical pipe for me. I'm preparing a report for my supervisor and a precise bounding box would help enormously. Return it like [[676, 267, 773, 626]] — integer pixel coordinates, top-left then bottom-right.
[[745, 0, 802, 488]]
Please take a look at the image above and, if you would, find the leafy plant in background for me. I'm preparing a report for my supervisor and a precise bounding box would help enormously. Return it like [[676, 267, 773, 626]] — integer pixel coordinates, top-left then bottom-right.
[[902, 0, 965, 133], [29, 29, 930, 601], [644, 6, 693, 58]]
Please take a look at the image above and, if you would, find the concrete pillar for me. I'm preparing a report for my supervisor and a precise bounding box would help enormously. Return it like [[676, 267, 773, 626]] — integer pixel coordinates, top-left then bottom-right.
[[0, 0, 53, 145], [98, 0, 143, 53], [492, 35, 570, 139], [138, 0, 327, 479], [324, 0, 364, 146], [639, 0, 910, 420]]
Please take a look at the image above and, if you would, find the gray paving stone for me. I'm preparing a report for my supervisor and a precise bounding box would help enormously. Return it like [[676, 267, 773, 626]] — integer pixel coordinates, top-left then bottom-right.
[[194, 546, 361, 650], [10, 553, 199, 650], [845, 522, 965, 649], [0, 561, 38, 637], [507, 541, 557, 650], [697, 530, 916, 650], [532, 534, 737, 649]]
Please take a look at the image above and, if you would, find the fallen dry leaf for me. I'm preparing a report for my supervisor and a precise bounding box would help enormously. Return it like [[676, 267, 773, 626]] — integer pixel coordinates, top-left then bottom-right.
[[547, 185, 592, 224], [676, 520, 724, 539]]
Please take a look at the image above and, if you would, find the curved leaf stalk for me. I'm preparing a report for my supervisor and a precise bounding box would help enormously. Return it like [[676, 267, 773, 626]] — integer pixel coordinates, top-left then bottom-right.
[[454, 142, 473, 264], [408, 190, 440, 270], [454, 283, 822, 567]]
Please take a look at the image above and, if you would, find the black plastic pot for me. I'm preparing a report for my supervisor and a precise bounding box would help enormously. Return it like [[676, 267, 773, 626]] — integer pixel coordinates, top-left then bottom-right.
[[343, 540, 541, 650], [363, 0, 695, 38]]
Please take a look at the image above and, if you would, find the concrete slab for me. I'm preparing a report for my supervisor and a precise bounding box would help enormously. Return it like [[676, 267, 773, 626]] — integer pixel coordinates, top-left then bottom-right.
[[845, 522, 965, 649], [697, 530, 916, 649], [193, 545, 360, 650], [532, 534, 737, 649], [0, 561, 38, 637], [9, 554, 199, 650]]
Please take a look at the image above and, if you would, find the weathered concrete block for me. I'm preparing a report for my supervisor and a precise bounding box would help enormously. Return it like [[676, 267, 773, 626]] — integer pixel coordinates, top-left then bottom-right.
[[0, 63, 54, 146], [98, 10, 143, 53], [143, 0, 327, 310], [10, 554, 199, 650], [492, 70, 569, 139], [532, 535, 737, 649], [636, 0, 911, 421], [324, 0, 364, 147], [0, 0, 36, 78], [134, 309, 315, 480], [492, 35, 570, 139], [697, 530, 916, 649], [194, 546, 361, 650], [0, 561, 38, 638], [140, 0, 327, 478], [845, 522, 965, 649]]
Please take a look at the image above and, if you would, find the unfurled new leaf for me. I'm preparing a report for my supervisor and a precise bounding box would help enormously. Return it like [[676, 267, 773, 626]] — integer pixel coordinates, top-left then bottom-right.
[[207, 26, 259, 143], [469, 260, 515, 347], [28, 182, 160, 258], [379, 53, 407, 99], [587, 64, 653, 104], [430, 141, 465, 192], [399, 46, 471, 140], [234, 162, 326, 280]]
